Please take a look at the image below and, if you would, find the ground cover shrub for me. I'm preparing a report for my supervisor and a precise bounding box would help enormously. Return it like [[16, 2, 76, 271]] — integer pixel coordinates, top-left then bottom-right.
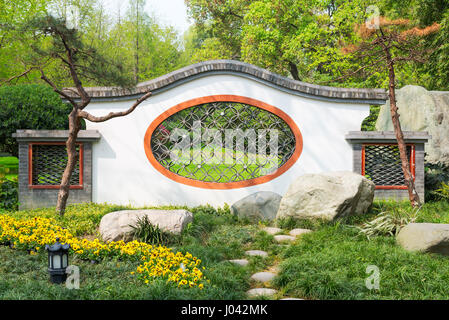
[[4, 203, 129, 236], [357, 207, 420, 239], [275, 223, 449, 300], [0, 214, 207, 289], [0, 246, 246, 300], [129, 215, 177, 245]]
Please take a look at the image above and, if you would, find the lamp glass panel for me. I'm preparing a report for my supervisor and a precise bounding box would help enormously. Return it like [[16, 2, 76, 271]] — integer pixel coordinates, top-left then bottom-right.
[[52, 254, 61, 269]]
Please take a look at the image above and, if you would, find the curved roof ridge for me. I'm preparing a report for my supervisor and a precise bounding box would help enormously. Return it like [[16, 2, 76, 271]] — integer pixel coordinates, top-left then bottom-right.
[[62, 60, 387, 104]]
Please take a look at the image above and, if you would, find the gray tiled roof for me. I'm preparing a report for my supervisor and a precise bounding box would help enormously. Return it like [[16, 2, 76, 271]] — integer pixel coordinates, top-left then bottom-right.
[[62, 60, 388, 104]]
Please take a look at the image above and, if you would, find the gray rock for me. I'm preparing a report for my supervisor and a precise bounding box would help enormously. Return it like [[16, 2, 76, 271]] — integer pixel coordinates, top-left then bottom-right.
[[274, 235, 296, 243], [246, 288, 277, 298], [289, 228, 312, 237], [396, 223, 449, 255], [250, 272, 277, 283], [228, 259, 249, 267], [231, 191, 282, 222], [263, 227, 283, 235], [99, 209, 193, 242], [276, 171, 375, 221], [245, 250, 268, 257], [376, 85, 449, 165]]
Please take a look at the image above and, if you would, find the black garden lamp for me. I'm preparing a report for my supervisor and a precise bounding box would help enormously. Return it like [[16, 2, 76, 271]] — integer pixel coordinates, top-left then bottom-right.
[[45, 238, 70, 284]]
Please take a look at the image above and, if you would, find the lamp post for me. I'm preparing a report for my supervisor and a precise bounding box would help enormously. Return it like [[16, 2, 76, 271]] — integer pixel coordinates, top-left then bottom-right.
[[45, 238, 70, 284]]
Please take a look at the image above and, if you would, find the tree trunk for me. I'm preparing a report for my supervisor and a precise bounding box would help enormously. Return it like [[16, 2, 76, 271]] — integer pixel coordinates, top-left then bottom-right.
[[385, 52, 421, 207], [56, 108, 81, 215], [288, 61, 300, 81]]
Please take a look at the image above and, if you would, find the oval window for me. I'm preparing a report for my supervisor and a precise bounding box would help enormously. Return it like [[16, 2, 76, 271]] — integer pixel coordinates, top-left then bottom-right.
[[143, 95, 303, 189]]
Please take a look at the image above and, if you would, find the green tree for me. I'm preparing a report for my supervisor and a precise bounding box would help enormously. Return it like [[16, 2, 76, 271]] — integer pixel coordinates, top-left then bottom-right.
[[185, 0, 448, 90], [0, 84, 72, 156], [3, 15, 152, 215], [342, 15, 440, 207]]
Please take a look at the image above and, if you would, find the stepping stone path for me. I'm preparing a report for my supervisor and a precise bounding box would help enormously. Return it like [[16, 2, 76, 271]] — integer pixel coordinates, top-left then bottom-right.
[[250, 272, 277, 283], [274, 235, 296, 243], [241, 226, 314, 300], [245, 250, 268, 257], [262, 227, 282, 235], [228, 259, 249, 267], [289, 228, 312, 237], [246, 288, 278, 298]]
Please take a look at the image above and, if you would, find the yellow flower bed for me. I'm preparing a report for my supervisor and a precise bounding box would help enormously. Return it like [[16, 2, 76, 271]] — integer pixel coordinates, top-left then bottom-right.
[[0, 214, 206, 289]]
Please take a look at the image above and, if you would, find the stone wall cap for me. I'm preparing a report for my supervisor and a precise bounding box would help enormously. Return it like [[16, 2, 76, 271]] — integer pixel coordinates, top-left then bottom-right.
[[13, 130, 101, 142], [345, 131, 431, 143], [61, 60, 387, 104]]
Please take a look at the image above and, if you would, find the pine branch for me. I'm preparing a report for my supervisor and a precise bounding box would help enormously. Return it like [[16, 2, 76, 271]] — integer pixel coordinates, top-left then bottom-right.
[[40, 71, 78, 107], [0, 66, 38, 85]]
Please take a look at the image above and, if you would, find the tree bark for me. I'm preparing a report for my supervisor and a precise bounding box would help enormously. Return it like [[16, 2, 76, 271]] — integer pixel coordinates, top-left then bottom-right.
[[288, 61, 300, 81], [384, 47, 421, 207], [56, 108, 81, 215]]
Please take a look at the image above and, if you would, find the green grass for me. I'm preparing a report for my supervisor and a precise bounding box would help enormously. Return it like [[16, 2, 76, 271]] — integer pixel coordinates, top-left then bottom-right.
[[2, 200, 449, 299], [163, 146, 280, 182], [275, 223, 449, 299], [0, 246, 249, 300], [274, 200, 449, 300], [0, 156, 18, 181], [0, 203, 263, 299]]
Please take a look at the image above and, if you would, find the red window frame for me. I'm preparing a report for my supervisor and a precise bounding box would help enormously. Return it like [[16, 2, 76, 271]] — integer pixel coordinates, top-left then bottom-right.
[[28, 142, 84, 190], [361, 143, 415, 190]]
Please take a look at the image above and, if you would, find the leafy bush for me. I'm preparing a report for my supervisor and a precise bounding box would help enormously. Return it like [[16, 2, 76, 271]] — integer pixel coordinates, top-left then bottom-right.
[[128, 215, 176, 245], [425, 161, 449, 202], [433, 182, 449, 200], [361, 105, 380, 131], [0, 165, 18, 211], [357, 206, 420, 239], [0, 84, 75, 156], [0, 179, 18, 211]]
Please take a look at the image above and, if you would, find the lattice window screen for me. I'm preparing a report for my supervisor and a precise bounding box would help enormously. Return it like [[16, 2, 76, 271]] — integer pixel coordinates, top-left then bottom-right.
[[31, 144, 81, 186], [363, 144, 413, 187], [150, 101, 296, 183]]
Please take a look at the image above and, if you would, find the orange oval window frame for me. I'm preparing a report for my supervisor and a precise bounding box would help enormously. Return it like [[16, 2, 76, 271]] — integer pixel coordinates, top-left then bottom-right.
[[143, 95, 303, 189]]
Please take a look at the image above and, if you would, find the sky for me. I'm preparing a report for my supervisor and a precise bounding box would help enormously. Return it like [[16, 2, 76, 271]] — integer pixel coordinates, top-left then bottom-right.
[[103, 0, 193, 34]]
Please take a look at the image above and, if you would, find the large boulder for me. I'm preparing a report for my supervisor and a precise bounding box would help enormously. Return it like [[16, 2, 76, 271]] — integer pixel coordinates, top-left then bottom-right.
[[396, 223, 449, 255], [376, 85, 449, 165], [99, 209, 193, 242], [276, 171, 375, 221], [231, 191, 282, 222]]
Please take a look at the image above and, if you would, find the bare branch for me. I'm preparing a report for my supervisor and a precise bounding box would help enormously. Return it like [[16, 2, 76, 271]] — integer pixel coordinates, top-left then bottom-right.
[[78, 91, 152, 122]]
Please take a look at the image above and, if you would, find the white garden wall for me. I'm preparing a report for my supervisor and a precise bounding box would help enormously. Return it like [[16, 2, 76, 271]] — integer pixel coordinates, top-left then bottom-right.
[[81, 64, 381, 207]]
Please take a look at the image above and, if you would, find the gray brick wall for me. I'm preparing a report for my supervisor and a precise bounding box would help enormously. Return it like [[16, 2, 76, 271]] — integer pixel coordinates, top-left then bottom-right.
[[18, 142, 93, 210], [346, 131, 430, 202], [14, 130, 100, 210]]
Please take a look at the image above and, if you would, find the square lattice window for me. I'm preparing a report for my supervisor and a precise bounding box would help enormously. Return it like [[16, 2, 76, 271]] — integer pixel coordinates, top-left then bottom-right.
[[28, 143, 83, 189], [362, 144, 415, 189]]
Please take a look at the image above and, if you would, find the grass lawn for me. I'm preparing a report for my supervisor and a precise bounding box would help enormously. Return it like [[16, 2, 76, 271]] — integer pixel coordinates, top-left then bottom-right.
[[0, 157, 18, 181], [1, 200, 449, 299], [161, 146, 281, 182]]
